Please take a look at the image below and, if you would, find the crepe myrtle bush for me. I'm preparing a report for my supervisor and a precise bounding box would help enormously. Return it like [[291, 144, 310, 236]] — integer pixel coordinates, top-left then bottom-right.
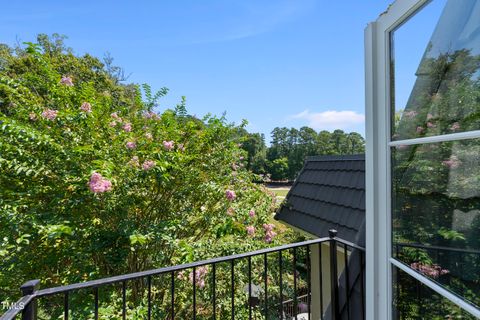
[[0, 36, 296, 308]]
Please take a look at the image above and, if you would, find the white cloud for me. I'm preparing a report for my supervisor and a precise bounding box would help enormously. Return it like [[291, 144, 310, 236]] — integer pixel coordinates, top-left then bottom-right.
[[290, 109, 365, 131]]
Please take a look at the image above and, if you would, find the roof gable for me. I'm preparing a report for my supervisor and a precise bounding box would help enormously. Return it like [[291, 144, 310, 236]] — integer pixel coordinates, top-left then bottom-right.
[[274, 154, 366, 246]]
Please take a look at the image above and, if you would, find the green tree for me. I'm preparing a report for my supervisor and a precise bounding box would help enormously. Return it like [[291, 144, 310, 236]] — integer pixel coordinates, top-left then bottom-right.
[[241, 132, 267, 174], [316, 130, 334, 154], [0, 36, 296, 317], [266, 127, 364, 180], [268, 127, 290, 160], [268, 157, 290, 181]]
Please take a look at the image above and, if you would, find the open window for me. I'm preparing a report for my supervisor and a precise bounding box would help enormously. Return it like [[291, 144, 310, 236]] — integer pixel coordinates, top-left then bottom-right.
[[366, 0, 480, 318]]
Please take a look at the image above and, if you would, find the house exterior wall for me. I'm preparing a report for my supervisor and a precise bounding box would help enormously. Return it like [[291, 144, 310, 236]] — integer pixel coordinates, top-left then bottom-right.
[[310, 242, 348, 319]]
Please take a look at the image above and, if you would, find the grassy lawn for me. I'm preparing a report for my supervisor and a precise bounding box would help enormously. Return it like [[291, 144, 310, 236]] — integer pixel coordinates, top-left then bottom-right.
[[270, 188, 289, 197], [267, 187, 290, 199]]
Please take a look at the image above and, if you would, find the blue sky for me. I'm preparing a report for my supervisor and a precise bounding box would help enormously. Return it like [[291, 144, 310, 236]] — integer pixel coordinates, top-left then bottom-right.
[[0, 1, 444, 142]]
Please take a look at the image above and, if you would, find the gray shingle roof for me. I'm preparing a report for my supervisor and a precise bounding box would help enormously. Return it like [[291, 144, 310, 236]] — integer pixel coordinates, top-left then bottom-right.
[[274, 154, 365, 246]]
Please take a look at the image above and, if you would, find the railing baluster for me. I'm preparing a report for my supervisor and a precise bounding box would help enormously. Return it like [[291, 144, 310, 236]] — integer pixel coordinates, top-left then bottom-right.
[[264, 252, 268, 319], [148, 276, 152, 320], [329, 230, 339, 320], [293, 247, 297, 320], [307, 245, 311, 320], [231, 260, 235, 320], [279, 250, 283, 319], [193, 267, 197, 320], [122, 281, 126, 320], [248, 256, 252, 320], [20, 280, 40, 320], [171, 271, 175, 320], [343, 244, 351, 319], [360, 252, 365, 320], [319, 244, 324, 320], [212, 263, 216, 320], [64, 291, 69, 320], [94, 287, 98, 320]]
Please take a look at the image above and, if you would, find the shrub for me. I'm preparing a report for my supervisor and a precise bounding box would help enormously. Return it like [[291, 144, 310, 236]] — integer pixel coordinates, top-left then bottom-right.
[[0, 36, 297, 314]]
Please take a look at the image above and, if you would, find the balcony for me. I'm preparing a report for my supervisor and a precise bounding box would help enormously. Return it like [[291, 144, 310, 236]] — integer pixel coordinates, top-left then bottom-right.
[[0, 231, 365, 320]]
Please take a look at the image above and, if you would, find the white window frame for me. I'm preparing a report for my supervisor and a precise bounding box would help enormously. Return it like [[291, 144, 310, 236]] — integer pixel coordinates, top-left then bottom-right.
[[365, 0, 480, 319]]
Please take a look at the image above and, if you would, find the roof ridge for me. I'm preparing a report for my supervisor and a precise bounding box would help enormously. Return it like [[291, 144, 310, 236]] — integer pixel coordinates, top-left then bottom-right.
[[306, 154, 365, 162]]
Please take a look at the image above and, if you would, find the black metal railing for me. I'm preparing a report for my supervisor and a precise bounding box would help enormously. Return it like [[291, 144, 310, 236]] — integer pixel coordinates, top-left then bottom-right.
[[0, 230, 365, 320]]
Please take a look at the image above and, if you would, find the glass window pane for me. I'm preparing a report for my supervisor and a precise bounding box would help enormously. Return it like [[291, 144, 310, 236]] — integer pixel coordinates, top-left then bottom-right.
[[391, 0, 480, 141], [392, 266, 477, 319], [392, 139, 480, 307]]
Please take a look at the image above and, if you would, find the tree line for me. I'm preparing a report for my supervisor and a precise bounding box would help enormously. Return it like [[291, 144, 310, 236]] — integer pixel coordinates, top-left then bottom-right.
[[240, 127, 365, 181]]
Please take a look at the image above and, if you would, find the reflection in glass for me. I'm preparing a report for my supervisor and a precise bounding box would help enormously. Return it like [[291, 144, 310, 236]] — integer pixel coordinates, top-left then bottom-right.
[[392, 266, 477, 319], [392, 139, 480, 307], [391, 0, 480, 140]]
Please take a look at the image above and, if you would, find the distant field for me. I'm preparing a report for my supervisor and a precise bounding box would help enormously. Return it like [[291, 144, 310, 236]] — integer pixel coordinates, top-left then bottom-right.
[[270, 188, 289, 197], [267, 186, 290, 199]]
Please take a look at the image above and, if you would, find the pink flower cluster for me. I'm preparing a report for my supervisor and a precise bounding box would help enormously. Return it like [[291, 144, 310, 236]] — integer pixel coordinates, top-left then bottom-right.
[[442, 155, 461, 169], [142, 160, 156, 171], [410, 262, 449, 279], [143, 111, 158, 119], [450, 122, 460, 132], [189, 266, 208, 288], [246, 225, 255, 236], [263, 223, 277, 243], [111, 112, 121, 120], [427, 122, 436, 128], [178, 144, 185, 152], [249, 210, 255, 218], [110, 113, 123, 127], [123, 122, 132, 132], [80, 102, 92, 113], [89, 172, 112, 193], [226, 189, 236, 201], [126, 141, 136, 149], [163, 140, 174, 151], [60, 76, 74, 86], [416, 126, 424, 134], [41, 109, 58, 121]]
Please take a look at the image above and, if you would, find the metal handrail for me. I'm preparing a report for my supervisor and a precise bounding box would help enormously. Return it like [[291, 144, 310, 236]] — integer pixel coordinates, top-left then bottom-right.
[[36, 237, 330, 298], [0, 295, 34, 320], [1, 232, 366, 320]]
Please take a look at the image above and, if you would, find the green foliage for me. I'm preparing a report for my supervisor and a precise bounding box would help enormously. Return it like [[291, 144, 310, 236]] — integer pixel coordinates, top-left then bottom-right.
[[238, 126, 365, 181], [240, 131, 267, 175], [392, 47, 480, 312], [0, 35, 302, 318], [268, 158, 290, 181], [265, 127, 365, 180]]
